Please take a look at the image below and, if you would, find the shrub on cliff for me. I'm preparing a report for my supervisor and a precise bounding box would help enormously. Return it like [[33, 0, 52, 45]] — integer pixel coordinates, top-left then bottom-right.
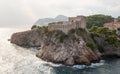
[[59, 33, 68, 43], [68, 29, 76, 34], [31, 25, 42, 30], [31, 25, 48, 30], [106, 35, 117, 44], [90, 26, 116, 36], [75, 28, 97, 50], [86, 41, 96, 49], [89, 26, 119, 46], [31, 25, 38, 29], [76, 28, 86, 36], [43, 29, 68, 43], [42, 26, 48, 34], [76, 28, 92, 42]]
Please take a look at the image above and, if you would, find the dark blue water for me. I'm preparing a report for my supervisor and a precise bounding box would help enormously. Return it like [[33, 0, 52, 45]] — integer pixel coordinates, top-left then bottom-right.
[[0, 28, 120, 74], [51, 59, 120, 74]]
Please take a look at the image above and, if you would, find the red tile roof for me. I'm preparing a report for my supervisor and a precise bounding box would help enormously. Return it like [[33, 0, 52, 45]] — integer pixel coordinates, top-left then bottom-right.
[[104, 22, 120, 28], [105, 22, 120, 25]]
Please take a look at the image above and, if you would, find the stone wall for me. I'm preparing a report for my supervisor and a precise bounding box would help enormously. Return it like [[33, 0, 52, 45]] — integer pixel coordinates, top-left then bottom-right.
[[48, 16, 86, 34]]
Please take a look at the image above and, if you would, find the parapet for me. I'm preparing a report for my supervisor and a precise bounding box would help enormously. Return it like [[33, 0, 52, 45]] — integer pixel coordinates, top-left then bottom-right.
[[48, 22, 56, 25], [68, 15, 86, 23]]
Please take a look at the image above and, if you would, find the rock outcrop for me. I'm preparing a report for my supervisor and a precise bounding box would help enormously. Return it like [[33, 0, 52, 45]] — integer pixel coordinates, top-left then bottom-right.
[[36, 29, 100, 66], [11, 29, 43, 47], [11, 28, 100, 65], [36, 35, 99, 65], [93, 36, 120, 57], [89, 26, 120, 58]]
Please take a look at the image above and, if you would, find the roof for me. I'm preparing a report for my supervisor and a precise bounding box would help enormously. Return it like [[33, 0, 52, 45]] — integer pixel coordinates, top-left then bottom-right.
[[104, 22, 120, 27], [105, 22, 120, 25]]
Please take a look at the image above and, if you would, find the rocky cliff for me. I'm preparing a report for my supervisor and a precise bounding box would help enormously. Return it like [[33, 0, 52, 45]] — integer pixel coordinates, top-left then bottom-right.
[[11, 29, 43, 47], [10, 28, 100, 66], [36, 29, 99, 65], [90, 26, 120, 58], [93, 36, 120, 58]]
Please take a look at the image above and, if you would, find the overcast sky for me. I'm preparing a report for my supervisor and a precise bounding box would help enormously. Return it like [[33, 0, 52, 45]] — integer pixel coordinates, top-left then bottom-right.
[[0, 0, 120, 27]]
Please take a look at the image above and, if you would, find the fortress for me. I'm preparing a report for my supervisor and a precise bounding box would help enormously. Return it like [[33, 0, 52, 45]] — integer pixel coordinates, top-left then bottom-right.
[[48, 16, 86, 33]]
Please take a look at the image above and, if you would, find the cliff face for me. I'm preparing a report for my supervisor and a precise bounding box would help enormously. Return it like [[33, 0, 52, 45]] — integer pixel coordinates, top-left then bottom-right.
[[36, 30, 99, 65], [11, 29, 44, 47], [89, 26, 120, 58], [10, 28, 100, 66], [93, 36, 120, 57]]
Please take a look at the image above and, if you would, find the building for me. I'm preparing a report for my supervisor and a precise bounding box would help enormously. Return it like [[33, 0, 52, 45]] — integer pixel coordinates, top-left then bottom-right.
[[104, 22, 120, 36], [48, 16, 86, 33], [104, 22, 120, 30]]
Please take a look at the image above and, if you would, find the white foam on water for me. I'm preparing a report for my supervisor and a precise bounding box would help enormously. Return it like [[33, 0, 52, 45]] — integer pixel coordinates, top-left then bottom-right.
[[0, 28, 63, 74], [73, 60, 105, 69]]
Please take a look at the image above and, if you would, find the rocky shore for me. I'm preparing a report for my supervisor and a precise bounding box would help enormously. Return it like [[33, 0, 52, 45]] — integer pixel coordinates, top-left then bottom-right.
[[10, 27, 120, 66]]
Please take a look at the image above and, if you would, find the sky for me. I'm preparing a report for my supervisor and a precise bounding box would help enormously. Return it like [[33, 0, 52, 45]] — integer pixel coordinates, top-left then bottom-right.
[[0, 0, 120, 27]]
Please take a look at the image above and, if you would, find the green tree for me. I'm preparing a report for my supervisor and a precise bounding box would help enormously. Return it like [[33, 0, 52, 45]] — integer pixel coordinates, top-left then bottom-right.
[[86, 41, 96, 49], [31, 25, 37, 29], [87, 14, 114, 28], [89, 26, 118, 45]]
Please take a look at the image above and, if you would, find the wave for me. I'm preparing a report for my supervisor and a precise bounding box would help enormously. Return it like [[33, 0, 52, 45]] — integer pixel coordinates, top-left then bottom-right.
[[72, 60, 105, 69]]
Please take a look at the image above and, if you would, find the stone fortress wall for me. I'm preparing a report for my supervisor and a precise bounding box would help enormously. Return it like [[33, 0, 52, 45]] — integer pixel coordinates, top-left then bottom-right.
[[48, 16, 86, 33]]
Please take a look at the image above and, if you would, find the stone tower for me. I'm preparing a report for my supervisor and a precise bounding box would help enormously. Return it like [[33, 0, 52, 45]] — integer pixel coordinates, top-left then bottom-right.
[[68, 16, 86, 29]]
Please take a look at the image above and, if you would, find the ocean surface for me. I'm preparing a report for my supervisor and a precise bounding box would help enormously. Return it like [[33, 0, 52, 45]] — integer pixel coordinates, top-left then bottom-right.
[[0, 28, 120, 74]]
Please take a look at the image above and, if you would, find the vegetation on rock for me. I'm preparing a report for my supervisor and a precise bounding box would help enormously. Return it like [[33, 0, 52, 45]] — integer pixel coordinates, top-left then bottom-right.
[[89, 26, 120, 53], [59, 33, 68, 43], [30, 25, 120, 52], [89, 26, 118, 44], [76, 28, 97, 50], [86, 41, 96, 50], [86, 14, 114, 28]]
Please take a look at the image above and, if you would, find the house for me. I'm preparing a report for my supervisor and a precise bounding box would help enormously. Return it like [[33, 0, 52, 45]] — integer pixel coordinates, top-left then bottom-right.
[[104, 22, 120, 30]]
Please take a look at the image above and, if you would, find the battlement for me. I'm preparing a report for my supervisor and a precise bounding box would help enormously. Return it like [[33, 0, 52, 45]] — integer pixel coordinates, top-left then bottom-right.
[[69, 16, 85, 22], [48, 15, 86, 34]]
